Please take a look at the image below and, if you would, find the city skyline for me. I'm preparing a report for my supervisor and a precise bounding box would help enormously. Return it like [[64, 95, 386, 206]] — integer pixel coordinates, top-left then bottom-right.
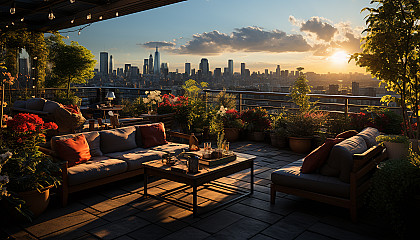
[[61, 0, 372, 74]]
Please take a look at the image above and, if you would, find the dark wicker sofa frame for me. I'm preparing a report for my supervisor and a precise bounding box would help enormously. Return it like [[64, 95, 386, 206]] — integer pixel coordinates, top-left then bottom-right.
[[270, 144, 388, 222]]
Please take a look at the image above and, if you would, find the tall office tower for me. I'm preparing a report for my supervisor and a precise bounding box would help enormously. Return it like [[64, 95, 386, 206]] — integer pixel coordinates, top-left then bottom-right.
[[143, 59, 149, 74], [284, 70, 289, 77], [185, 62, 191, 76], [214, 68, 222, 79], [100, 52, 109, 75], [265, 69, 269, 76], [241, 63, 245, 76], [228, 59, 233, 75], [19, 58, 29, 75], [161, 63, 169, 76], [117, 68, 124, 76], [124, 64, 131, 78], [148, 54, 154, 74], [109, 55, 114, 74], [275, 65, 280, 77], [191, 69, 196, 76], [352, 81, 360, 95], [199, 58, 209, 76], [154, 46, 160, 76]]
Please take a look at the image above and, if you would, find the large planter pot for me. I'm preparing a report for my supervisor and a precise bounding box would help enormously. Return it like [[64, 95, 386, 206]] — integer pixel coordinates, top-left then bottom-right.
[[270, 133, 287, 148], [249, 131, 265, 142], [383, 141, 409, 160], [289, 136, 312, 154], [224, 128, 240, 142], [18, 186, 53, 218]]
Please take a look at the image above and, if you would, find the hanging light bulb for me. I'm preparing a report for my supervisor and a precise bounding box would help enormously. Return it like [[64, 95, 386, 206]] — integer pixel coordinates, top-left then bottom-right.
[[70, 0, 76, 3], [11, 22, 14, 25], [48, 8, 55, 20], [78, 30, 81, 35], [86, 13, 91, 20], [115, 12, 119, 16], [5, 25, 9, 28], [10, 1, 16, 14], [99, 16, 103, 20], [20, 17, 24, 22], [70, 18, 75, 24]]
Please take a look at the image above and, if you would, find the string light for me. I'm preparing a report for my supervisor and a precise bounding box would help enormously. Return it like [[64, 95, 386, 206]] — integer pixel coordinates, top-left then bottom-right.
[[11, 22, 14, 25], [115, 12, 119, 16], [70, 0, 76, 3], [10, 1, 16, 14], [20, 17, 24, 22], [78, 30, 81, 35], [87, 13, 91, 20], [48, 8, 55, 20], [99, 16, 103, 20], [5, 25, 9, 28]]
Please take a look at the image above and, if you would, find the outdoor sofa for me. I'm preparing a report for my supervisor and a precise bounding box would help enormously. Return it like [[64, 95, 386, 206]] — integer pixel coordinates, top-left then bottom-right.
[[270, 127, 388, 221], [44, 123, 198, 206]]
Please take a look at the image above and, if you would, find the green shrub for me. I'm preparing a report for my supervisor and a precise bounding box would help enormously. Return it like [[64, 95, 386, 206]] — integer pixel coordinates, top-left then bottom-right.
[[53, 91, 81, 106]]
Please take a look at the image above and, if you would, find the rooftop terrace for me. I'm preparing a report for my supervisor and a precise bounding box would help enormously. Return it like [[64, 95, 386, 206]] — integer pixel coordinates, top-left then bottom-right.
[[1, 141, 393, 240]]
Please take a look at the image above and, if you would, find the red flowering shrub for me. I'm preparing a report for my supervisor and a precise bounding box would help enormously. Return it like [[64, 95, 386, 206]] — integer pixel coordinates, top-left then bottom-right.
[[241, 107, 271, 131], [220, 109, 244, 128], [6, 113, 57, 133]]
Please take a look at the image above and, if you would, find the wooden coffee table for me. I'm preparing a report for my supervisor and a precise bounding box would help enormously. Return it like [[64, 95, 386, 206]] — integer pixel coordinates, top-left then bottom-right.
[[142, 152, 255, 217]]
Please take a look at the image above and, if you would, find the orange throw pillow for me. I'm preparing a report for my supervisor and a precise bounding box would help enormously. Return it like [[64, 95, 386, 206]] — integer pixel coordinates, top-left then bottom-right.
[[53, 134, 91, 167], [336, 130, 358, 139], [139, 123, 168, 148], [300, 138, 344, 173]]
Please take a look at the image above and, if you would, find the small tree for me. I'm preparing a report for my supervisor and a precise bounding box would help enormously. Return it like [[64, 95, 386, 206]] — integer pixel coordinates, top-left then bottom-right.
[[289, 67, 312, 112], [351, 0, 420, 140], [47, 34, 96, 97]]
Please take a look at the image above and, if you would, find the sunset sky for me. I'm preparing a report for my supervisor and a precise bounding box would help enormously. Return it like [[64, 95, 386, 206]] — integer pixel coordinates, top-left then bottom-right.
[[61, 0, 372, 74]]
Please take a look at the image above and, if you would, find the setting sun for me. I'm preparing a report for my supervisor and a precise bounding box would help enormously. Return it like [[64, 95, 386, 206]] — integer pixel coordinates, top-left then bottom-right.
[[329, 50, 350, 64]]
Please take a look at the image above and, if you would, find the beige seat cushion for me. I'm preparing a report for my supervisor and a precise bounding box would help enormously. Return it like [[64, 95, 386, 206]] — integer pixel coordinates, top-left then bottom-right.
[[68, 156, 127, 186], [271, 159, 350, 198], [320, 135, 367, 183], [104, 148, 163, 170], [100, 126, 137, 153]]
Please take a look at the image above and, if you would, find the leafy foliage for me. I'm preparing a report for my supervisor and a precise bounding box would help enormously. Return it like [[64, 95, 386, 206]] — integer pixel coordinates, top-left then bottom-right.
[[215, 89, 236, 109], [350, 0, 420, 139], [241, 107, 271, 132], [53, 90, 81, 106], [285, 111, 327, 137], [289, 67, 312, 112], [121, 97, 148, 117]]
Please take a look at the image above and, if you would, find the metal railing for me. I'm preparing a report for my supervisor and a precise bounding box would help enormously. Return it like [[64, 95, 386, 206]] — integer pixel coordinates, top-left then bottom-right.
[[203, 89, 402, 116]]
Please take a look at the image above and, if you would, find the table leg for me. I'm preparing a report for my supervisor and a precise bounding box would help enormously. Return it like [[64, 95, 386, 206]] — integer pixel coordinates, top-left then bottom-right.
[[193, 185, 197, 217], [250, 163, 254, 195], [144, 169, 148, 197]]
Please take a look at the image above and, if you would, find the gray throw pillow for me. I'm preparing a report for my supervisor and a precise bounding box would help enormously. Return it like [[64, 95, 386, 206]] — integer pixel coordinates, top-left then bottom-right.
[[100, 126, 137, 153], [26, 98, 46, 111], [320, 135, 367, 183], [357, 127, 380, 148], [43, 101, 61, 113], [83, 131, 103, 157]]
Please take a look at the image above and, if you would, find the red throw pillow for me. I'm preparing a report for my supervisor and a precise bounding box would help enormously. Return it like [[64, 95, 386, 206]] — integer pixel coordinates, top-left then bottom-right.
[[336, 130, 358, 139], [300, 138, 344, 173], [139, 123, 168, 148], [53, 134, 91, 167]]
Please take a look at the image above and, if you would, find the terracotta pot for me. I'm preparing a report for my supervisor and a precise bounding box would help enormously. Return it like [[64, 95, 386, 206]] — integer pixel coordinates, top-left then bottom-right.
[[18, 186, 53, 218], [224, 128, 240, 142], [383, 142, 409, 160], [270, 133, 287, 148], [249, 131, 265, 142], [289, 136, 312, 153]]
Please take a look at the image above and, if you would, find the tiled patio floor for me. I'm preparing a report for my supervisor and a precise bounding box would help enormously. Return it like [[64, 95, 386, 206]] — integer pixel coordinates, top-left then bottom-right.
[[1, 142, 393, 240]]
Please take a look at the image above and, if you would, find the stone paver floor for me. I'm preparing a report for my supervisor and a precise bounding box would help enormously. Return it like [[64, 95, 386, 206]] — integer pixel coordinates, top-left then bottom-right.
[[1, 141, 395, 240]]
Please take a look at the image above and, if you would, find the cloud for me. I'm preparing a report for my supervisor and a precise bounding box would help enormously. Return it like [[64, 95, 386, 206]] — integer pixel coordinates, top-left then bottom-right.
[[299, 17, 337, 41], [142, 41, 176, 49], [173, 27, 311, 55]]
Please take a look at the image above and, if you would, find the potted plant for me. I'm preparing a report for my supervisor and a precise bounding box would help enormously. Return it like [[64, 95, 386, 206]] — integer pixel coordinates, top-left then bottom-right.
[[376, 135, 409, 160], [270, 113, 287, 148], [241, 107, 271, 142], [286, 111, 326, 153], [217, 107, 243, 142], [0, 113, 61, 219]]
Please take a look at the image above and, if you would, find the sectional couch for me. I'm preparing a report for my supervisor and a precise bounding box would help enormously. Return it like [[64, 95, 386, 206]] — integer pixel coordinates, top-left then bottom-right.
[[270, 127, 388, 221], [48, 124, 198, 206]]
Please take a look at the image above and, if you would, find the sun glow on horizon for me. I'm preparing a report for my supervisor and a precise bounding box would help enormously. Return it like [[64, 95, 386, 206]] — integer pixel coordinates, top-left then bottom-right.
[[329, 50, 350, 64]]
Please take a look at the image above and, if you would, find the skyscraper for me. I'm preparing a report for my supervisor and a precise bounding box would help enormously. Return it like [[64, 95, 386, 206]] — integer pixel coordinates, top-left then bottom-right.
[[241, 63, 245, 76], [154, 46, 160, 76], [124, 64, 131, 78], [148, 54, 153, 74], [100, 52, 108, 75], [109, 55, 114, 75], [228, 59, 233, 76], [143, 59, 149, 74], [276, 65, 280, 77], [185, 62, 191, 76], [199, 58, 209, 76], [19, 58, 29, 75]]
